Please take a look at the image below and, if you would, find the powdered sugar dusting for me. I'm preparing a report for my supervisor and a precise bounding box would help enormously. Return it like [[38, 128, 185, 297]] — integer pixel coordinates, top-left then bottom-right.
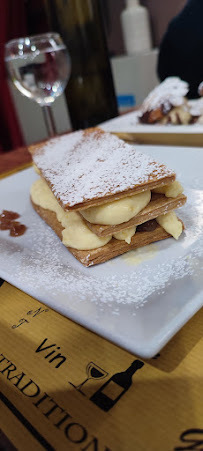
[[0, 166, 202, 356], [140, 77, 189, 114], [0, 186, 202, 306], [32, 129, 174, 209], [188, 98, 203, 116]]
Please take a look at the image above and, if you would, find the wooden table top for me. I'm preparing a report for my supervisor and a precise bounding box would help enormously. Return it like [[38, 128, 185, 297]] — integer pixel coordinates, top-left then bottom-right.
[[0, 146, 32, 177], [0, 146, 30, 450]]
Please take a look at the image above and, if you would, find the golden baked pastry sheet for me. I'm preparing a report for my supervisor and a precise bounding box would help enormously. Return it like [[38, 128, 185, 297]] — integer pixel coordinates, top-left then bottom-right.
[[28, 128, 176, 211], [69, 225, 171, 267], [81, 193, 187, 237], [31, 200, 64, 241], [31, 199, 174, 267], [71, 177, 176, 211]]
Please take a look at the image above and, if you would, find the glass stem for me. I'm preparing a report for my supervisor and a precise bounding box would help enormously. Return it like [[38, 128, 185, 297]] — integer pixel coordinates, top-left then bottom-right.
[[76, 378, 89, 390], [42, 105, 57, 137]]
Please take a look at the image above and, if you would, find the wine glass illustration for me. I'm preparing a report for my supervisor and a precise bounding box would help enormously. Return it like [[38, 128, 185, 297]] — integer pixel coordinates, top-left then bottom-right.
[[69, 362, 108, 395], [5, 32, 71, 137]]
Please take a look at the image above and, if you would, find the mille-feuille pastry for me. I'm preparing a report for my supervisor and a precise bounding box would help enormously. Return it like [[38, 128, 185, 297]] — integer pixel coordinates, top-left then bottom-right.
[[139, 77, 192, 125], [29, 128, 187, 267]]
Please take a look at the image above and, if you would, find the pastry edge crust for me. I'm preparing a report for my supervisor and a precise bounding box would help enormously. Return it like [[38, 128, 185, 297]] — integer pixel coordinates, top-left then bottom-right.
[[80, 192, 187, 237], [31, 198, 179, 267]]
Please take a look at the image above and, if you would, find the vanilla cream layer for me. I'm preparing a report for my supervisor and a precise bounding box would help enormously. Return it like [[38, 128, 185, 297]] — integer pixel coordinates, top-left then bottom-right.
[[31, 178, 183, 251], [157, 211, 183, 239], [30, 179, 136, 249], [31, 179, 111, 250], [80, 190, 151, 225], [153, 181, 183, 198], [161, 106, 191, 125], [113, 227, 137, 244]]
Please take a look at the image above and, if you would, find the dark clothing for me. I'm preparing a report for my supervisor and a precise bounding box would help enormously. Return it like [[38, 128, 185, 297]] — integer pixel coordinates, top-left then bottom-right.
[[157, 0, 203, 98]]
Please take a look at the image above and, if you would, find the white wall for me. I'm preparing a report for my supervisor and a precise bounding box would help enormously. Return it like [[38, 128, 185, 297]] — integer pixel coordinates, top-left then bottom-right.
[[111, 49, 159, 109], [9, 82, 71, 145]]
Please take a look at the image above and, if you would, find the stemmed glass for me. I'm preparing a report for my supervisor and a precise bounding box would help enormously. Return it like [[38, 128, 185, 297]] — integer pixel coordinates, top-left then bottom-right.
[[5, 32, 71, 137], [69, 362, 108, 395]]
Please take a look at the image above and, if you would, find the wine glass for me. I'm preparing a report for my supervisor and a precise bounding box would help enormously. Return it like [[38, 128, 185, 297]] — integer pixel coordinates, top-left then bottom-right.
[[5, 32, 71, 137], [69, 362, 108, 395]]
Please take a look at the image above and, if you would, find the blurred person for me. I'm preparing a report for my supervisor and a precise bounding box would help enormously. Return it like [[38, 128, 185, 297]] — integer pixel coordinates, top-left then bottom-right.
[[157, 0, 203, 98]]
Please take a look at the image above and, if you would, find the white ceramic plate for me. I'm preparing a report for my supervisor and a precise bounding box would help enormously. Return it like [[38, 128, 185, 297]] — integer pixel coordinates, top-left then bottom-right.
[[0, 145, 202, 358], [100, 109, 203, 134]]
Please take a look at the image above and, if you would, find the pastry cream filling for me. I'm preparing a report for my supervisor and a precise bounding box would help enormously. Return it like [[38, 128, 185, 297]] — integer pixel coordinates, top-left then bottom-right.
[[62, 213, 111, 250], [30, 179, 136, 250], [156, 211, 183, 240], [113, 227, 137, 244], [80, 190, 151, 225], [160, 106, 191, 125], [33, 163, 40, 174], [31, 178, 183, 251], [153, 180, 183, 198], [31, 179, 111, 250]]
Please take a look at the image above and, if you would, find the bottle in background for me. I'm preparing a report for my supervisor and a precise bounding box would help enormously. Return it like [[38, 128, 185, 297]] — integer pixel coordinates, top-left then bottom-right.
[[121, 0, 152, 55], [44, 0, 118, 130]]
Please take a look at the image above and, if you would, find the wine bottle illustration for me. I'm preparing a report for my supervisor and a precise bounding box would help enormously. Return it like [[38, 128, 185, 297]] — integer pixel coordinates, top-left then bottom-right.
[[90, 359, 144, 412]]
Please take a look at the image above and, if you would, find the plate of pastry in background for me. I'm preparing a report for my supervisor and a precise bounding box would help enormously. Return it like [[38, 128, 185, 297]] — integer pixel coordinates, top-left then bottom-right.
[[100, 77, 203, 147]]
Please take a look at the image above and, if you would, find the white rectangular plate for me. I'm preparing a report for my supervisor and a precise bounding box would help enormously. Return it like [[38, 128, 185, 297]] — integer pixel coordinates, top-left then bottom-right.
[[0, 145, 202, 358], [100, 109, 203, 134]]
